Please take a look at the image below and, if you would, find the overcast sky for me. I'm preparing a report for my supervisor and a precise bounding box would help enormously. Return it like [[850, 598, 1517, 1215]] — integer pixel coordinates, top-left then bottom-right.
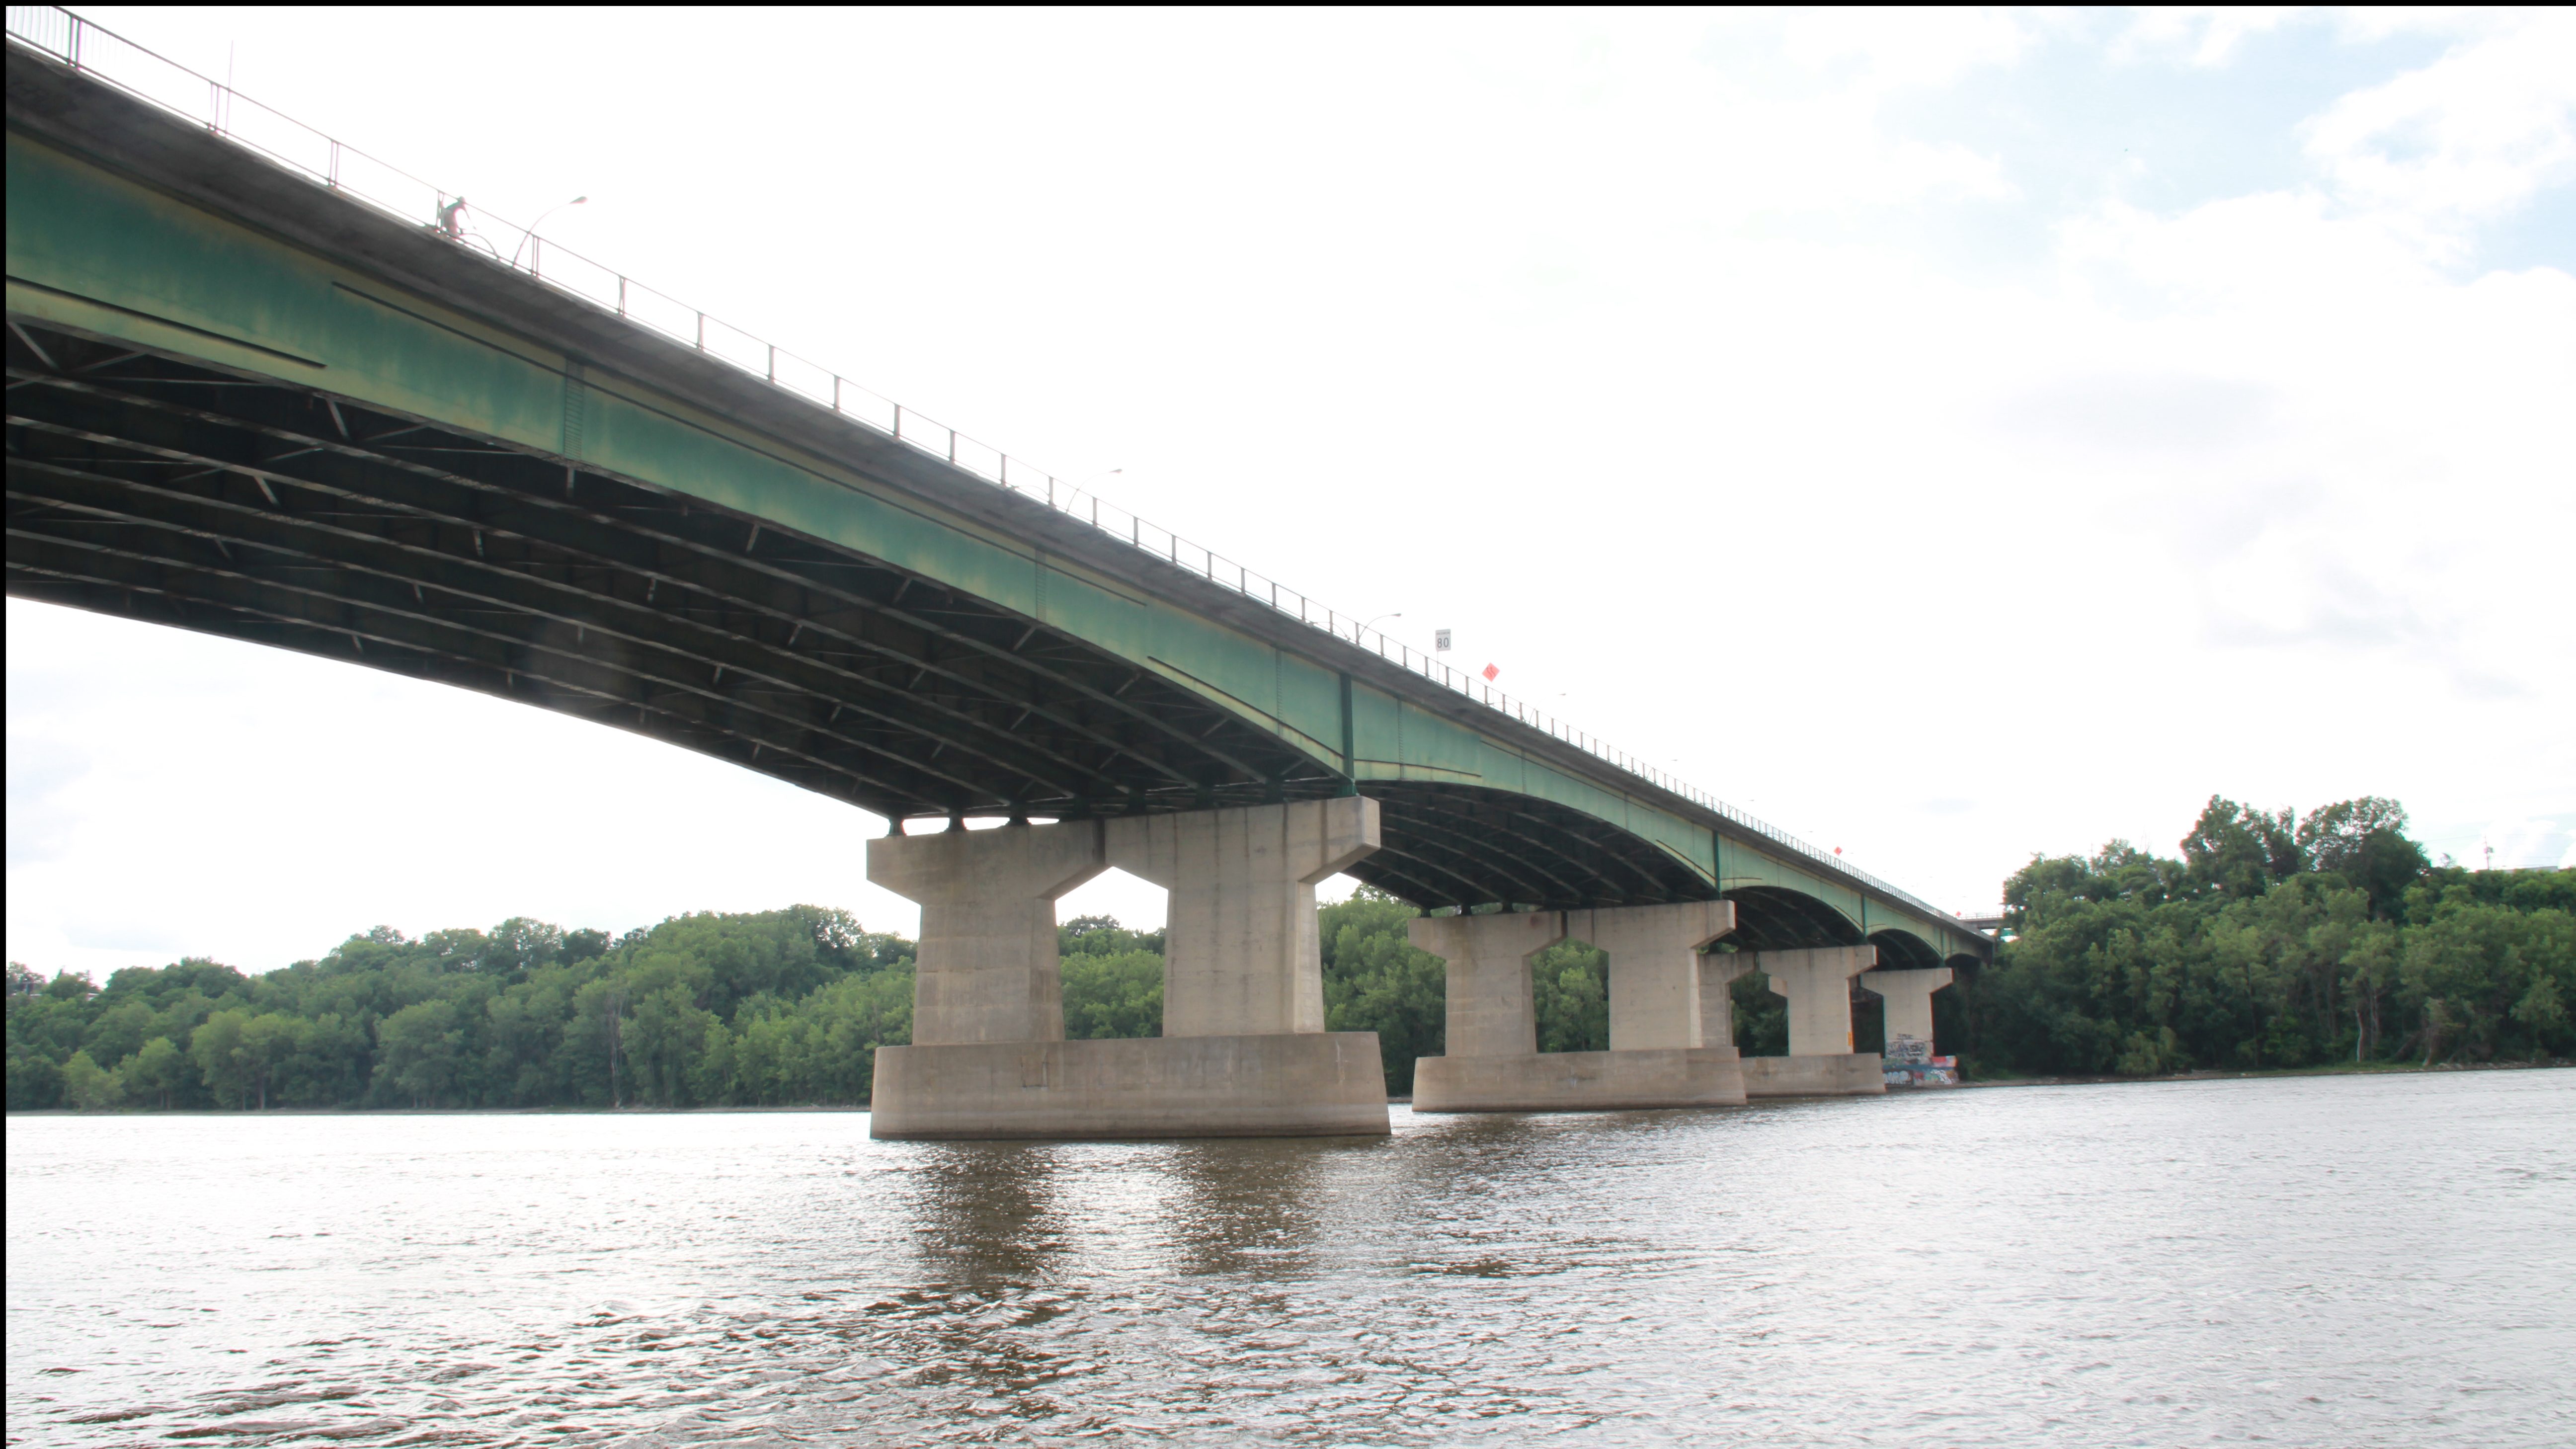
[[9, 6, 2572, 979]]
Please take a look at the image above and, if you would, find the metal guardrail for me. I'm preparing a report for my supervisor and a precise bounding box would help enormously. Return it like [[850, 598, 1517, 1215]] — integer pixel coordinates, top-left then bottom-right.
[[4, 5, 1970, 929]]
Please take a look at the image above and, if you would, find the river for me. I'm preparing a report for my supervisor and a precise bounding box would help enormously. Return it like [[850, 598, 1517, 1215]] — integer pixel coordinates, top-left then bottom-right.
[[8, 1070, 2572, 1447]]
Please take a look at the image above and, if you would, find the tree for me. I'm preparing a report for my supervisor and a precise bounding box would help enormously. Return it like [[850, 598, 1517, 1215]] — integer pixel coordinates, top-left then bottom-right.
[[123, 1036, 188, 1109], [1319, 890, 1446, 1093], [625, 982, 718, 1106], [239, 1013, 305, 1110], [60, 1048, 123, 1111], [571, 977, 630, 1106], [480, 918, 564, 979], [2298, 798, 2429, 919], [374, 1000, 462, 1108], [2181, 797, 2303, 898], [1533, 940, 1609, 1053], [1063, 949, 1163, 1039], [190, 1009, 253, 1108], [5, 909, 924, 1113], [1731, 967, 1787, 1056]]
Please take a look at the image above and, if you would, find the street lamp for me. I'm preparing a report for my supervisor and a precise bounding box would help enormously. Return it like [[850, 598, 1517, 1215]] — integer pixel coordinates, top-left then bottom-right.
[[510, 195, 588, 270]]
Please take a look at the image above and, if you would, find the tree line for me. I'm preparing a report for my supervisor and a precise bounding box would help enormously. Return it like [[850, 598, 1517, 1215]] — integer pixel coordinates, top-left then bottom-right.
[[1947, 797, 2573, 1076], [8, 796, 2570, 1110]]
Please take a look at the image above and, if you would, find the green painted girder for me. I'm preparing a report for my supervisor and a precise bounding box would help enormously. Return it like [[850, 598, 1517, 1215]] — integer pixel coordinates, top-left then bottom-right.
[[2, 48, 1990, 964]]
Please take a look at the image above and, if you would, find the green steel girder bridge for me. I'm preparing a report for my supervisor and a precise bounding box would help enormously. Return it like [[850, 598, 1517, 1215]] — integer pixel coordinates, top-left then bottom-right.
[[4, 17, 1990, 970]]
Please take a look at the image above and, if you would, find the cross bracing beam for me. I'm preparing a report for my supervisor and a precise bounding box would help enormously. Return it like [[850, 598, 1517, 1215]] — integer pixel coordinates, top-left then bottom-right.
[[6, 444, 1126, 802], [1377, 804, 1614, 910], [4, 506, 1008, 806], [14, 356, 1290, 799], [1722, 886, 1867, 952], [6, 336, 1348, 824], [1358, 782, 1706, 910]]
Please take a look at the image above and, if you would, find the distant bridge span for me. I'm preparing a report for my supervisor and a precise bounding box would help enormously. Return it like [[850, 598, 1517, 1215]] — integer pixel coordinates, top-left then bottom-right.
[[4, 27, 1988, 970]]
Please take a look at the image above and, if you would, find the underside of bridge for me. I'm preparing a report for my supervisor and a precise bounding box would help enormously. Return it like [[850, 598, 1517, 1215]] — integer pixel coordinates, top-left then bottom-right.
[[4, 318, 1715, 916]]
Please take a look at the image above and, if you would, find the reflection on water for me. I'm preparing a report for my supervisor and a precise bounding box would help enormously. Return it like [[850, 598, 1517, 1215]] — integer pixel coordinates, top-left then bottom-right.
[[9, 1072, 2574, 1446]]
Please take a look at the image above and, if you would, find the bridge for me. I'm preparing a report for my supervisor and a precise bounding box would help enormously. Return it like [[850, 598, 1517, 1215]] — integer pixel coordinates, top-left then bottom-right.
[[6, 12, 1986, 1136]]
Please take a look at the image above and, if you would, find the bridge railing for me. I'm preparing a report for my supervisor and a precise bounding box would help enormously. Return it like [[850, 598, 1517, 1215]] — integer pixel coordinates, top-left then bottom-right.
[[4, 5, 1965, 930]]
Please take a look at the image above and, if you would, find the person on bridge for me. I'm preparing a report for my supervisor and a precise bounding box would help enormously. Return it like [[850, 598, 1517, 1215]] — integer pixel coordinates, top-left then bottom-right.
[[435, 195, 468, 240]]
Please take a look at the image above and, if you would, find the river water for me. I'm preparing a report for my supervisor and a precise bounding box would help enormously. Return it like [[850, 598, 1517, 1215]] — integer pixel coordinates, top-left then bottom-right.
[[8, 1071, 2572, 1447]]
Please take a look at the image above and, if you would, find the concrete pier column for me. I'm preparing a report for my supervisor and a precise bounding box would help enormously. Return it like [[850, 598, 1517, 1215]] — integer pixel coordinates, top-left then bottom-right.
[[1412, 899, 1744, 1113], [1764, 945, 1877, 1055], [866, 819, 1105, 1045], [1740, 945, 1885, 1098], [1406, 910, 1565, 1057], [1858, 966, 1953, 1051], [1571, 900, 1739, 1050], [1105, 796, 1379, 1037]]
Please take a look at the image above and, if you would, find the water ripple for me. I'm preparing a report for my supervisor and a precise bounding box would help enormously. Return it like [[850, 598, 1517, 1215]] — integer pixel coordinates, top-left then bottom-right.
[[9, 1072, 2575, 1447]]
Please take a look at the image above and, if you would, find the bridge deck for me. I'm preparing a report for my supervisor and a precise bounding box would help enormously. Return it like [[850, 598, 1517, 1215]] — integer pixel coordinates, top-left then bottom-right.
[[4, 32, 1989, 965]]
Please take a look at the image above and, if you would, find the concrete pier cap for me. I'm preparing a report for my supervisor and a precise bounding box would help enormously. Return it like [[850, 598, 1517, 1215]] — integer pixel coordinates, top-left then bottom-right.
[[1408, 898, 1748, 1113], [867, 816, 1106, 1046], [868, 796, 1392, 1139]]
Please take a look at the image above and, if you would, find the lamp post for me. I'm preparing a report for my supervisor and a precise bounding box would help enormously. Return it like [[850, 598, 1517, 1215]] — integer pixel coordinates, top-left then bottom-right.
[[510, 195, 588, 270]]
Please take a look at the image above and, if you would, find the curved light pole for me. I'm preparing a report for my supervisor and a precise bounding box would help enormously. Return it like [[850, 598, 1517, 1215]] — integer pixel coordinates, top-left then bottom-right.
[[510, 195, 588, 270], [1063, 468, 1121, 527], [1358, 611, 1402, 641]]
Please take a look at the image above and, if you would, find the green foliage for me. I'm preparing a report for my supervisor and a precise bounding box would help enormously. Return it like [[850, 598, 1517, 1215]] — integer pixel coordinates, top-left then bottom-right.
[[1061, 915, 1165, 959], [1058, 916, 1167, 1040], [1062, 950, 1163, 1040], [374, 1000, 462, 1107], [60, 1048, 122, 1111], [5, 906, 917, 1111], [1531, 940, 1608, 1054], [1319, 889, 1447, 1092], [1730, 966, 1787, 1056], [124, 1036, 187, 1108], [1966, 798, 2573, 1077]]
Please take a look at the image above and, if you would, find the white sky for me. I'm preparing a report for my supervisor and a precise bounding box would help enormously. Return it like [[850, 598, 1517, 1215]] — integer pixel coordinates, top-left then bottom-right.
[[9, 7, 2573, 978]]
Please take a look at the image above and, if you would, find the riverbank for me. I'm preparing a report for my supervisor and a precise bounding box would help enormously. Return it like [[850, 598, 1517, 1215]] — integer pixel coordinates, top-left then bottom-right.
[[15, 1058, 2570, 1114]]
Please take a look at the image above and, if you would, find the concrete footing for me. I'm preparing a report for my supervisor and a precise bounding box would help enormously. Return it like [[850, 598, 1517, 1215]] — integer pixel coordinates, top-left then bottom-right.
[[1413, 1046, 1748, 1112], [1740, 1053, 1886, 1098], [869, 1033, 1393, 1139]]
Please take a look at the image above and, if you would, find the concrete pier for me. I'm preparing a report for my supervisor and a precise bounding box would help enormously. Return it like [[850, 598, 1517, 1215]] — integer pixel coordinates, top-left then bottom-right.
[[869, 798, 1393, 1139], [1104, 796, 1380, 1037], [1859, 966, 1953, 1051], [1410, 900, 1746, 1113], [1741, 946, 1884, 1097], [1407, 909, 1564, 1059], [866, 819, 1107, 1045]]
